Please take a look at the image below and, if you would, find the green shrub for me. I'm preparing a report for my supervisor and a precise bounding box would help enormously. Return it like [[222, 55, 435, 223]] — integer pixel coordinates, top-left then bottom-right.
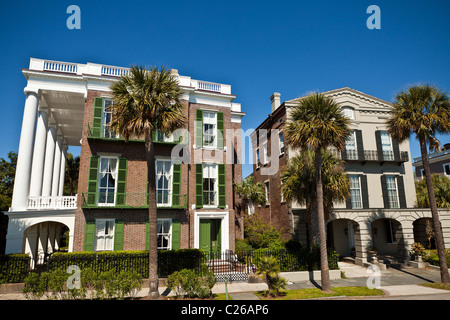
[[23, 272, 47, 300], [167, 268, 216, 299], [256, 256, 287, 297], [0, 254, 30, 284], [422, 249, 450, 267]]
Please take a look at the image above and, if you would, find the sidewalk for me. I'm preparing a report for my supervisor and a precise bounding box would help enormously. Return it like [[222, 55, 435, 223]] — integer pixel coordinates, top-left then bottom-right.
[[1, 262, 449, 300]]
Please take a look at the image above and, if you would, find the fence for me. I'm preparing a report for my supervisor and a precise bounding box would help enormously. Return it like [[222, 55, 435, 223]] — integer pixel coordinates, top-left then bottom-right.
[[2, 248, 339, 284]]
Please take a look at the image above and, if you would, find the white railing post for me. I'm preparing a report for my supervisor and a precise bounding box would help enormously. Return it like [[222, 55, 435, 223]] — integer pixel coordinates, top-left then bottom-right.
[[27, 195, 77, 210]]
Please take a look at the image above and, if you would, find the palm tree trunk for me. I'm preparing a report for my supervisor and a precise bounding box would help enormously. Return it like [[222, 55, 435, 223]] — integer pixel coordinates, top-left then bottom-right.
[[146, 133, 160, 299], [315, 149, 331, 292], [420, 137, 450, 283]]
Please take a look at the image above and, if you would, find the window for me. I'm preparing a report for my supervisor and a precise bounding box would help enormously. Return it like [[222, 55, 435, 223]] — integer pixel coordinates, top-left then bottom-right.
[[443, 163, 450, 176], [263, 142, 268, 165], [345, 131, 358, 160], [95, 219, 115, 251], [203, 164, 218, 206], [98, 157, 118, 206], [157, 219, 172, 250], [264, 181, 270, 205], [380, 131, 394, 161], [280, 180, 285, 203], [279, 132, 284, 155], [203, 111, 217, 147], [349, 175, 362, 209], [102, 99, 117, 138], [156, 160, 172, 206], [256, 149, 260, 167], [342, 107, 355, 120], [156, 130, 173, 143], [386, 176, 399, 209]]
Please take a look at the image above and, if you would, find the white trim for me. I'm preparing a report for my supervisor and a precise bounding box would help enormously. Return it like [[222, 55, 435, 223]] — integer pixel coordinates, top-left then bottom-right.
[[194, 211, 229, 254]]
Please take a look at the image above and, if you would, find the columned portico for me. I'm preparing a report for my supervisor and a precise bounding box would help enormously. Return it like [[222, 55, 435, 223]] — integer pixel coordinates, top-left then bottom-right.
[[11, 89, 40, 211]]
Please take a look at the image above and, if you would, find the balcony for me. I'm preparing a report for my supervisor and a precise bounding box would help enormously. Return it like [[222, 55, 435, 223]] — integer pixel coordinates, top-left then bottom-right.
[[27, 195, 77, 210], [80, 192, 187, 210], [330, 149, 409, 163]]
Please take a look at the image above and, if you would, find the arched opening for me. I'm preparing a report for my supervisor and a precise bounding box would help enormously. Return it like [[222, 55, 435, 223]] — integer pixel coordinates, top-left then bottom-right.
[[413, 218, 436, 250], [371, 218, 403, 258], [23, 221, 69, 269], [327, 219, 359, 260]]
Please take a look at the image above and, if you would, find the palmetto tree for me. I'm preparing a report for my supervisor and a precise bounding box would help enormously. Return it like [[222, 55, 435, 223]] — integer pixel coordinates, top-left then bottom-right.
[[281, 150, 350, 246], [109, 65, 187, 299], [387, 84, 450, 283], [285, 93, 350, 292], [233, 176, 266, 238]]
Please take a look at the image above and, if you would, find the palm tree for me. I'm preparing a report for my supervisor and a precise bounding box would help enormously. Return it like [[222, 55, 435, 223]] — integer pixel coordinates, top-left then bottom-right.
[[281, 149, 350, 246], [285, 93, 350, 292], [387, 84, 450, 283], [109, 65, 187, 299]]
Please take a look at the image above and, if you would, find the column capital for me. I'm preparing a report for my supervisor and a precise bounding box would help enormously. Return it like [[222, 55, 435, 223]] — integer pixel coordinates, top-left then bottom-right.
[[24, 87, 40, 97]]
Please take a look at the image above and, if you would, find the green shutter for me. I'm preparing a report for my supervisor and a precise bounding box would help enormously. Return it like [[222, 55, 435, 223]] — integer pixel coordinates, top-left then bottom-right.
[[218, 164, 226, 208], [172, 163, 181, 207], [114, 220, 124, 251], [195, 163, 203, 208], [397, 176, 407, 208], [116, 157, 127, 206], [84, 221, 95, 251], [380, 175, 389, 208], [145, 222, 150, 250], [92, 98, 103, 138], [217, 112, 224, 149], [87, 156, 99, 206], [171, 219, 181, 250], [196, 109, 203, 148]]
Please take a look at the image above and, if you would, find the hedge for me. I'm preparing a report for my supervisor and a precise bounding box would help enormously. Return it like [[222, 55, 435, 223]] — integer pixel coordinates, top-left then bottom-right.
[[48, 249, 205, 277], [422, 249, 450, 268], [0, 254, 31, 284]]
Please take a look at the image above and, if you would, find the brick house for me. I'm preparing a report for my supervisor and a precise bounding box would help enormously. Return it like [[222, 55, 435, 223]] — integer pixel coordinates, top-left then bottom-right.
[[5, 58, 244, 267], [251, 88, 450, 265]]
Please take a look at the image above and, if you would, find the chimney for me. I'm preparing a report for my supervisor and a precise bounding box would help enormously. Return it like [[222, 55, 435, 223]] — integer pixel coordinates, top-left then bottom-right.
[[270, 92, 281, 113]]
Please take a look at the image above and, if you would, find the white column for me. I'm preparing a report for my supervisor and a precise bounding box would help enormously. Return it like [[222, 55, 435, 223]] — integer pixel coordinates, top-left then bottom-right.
[[42, 124, 57, 196], [29, 108, 48, 197], [51, 135, 63, 196], [11, 89, 40, 211], [58, 145, 67, 196]]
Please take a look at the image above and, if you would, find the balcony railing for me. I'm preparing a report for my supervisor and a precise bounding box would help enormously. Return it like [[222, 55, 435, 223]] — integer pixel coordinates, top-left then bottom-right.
[[196, 81, 221, 93], [81, 192, 187, 209], [329, 149, 409, 163], [27, 195, 77, 210]]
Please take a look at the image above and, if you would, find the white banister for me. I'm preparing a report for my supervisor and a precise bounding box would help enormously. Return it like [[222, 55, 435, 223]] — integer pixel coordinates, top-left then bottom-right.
[[101, 65, 130, 77], [27, 195, 77, 210], [197, 81, 221, 92], [43, 60, 78, 74]]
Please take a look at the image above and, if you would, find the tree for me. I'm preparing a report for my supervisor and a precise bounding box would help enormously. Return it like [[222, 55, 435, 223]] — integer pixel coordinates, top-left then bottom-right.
[[64, 153, 80, 196], [233, 176, 266, 238], [285, 93, 350, 292], [416, 174, 450, 209], [281, 149, 350, 246], [0, 151, 16, 254], [387, 84, 450, 284], [109, 65, 187, 299]]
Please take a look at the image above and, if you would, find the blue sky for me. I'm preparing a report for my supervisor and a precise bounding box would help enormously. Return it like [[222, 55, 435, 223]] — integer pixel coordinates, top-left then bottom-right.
[[0, 0, 449, 178]]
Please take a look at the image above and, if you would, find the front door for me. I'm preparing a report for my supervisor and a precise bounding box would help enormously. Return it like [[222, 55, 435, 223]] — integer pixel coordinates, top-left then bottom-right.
[[199, 219, 222, 257]]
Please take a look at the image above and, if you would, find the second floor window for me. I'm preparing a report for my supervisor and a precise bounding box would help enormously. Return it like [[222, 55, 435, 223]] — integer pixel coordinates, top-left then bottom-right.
[[203, 164, 218, 206], [203, 111, 217, 147], [345, 131, 358, 160], [349, 175, 362, 209], [102, 99, 115, 138], [279, 132, 284, 155], [156, 160, 172, 206], [386, 176, 399, 209], [98, 157, 118, 206], [380, 131, 394, 161]]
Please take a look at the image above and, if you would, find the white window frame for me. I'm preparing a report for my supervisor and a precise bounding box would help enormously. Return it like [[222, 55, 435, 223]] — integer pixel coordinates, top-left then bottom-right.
[[95, 219, 115, 251], [263, 142, 268, 165], [443, 163, 450, 176], [156, 130, 174, 143], [380, 131, 394, 161], [203, 163, 218, 208], [157, 219, 172, 250], [279, 131, 285, 156], [345, 131, 358, 160], [203, 111, 217, 148], [386, 175, 400, 209], [349, 175, 362, 209], [97, 156, 118, 207], [264, 181, 270, 206], [102, 99, 118, 139], [342, 107, 355, 120], [155, 159, 173, 207]]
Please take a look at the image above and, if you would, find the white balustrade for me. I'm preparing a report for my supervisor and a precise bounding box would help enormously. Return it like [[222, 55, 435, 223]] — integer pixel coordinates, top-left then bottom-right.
[[101, 65, 130, 77], [197, 81, 222, 92], [27, 195, 77, 210], [43, 61, 78, 74]]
